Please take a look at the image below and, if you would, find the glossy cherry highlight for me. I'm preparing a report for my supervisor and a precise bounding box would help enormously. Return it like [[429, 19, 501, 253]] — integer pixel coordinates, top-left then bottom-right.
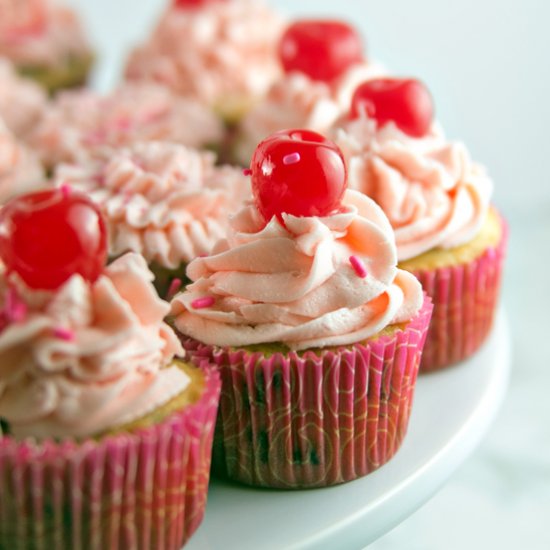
[[250, 129, 347, 223], [0, 188, 107, 290], [279, 20, 363, 82], [350, 78, 434, 138]]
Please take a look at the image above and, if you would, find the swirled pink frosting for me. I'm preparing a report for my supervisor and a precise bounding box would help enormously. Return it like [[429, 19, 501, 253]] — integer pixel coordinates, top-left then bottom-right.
[[0, 253, 187, 440], [0, 1, 91, 67], [236, 61, 386, 165], [0, 57, 47, 139], [54, 141, 251, 268], [171, 190, 423, 350], [28, 83, 224, 168], [334, 117, 493, 261], [125, 0, 284, 108], [0, 121, 44, 204]]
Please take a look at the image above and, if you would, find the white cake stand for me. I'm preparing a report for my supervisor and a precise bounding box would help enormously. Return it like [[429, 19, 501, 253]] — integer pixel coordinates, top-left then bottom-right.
[[186, 310, 511, 550]]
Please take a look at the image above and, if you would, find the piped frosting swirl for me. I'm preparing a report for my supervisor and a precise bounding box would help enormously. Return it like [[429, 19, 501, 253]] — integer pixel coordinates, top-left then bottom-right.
[[0, 253, 186, 440], [236, 62, 386, 165], [335, 116, 493, 261], [0, 121, 44, 205], [125, 0, 284, 110], [55, 141, 250, 268], [29, 83, 223, 168], [171, 190, 423, 350]]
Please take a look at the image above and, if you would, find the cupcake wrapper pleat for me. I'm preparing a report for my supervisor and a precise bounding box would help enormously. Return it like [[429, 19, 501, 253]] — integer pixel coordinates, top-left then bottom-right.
[[413, 217, 508, 373], [183, 297, 433, 489], [0, 367, 220, 550]]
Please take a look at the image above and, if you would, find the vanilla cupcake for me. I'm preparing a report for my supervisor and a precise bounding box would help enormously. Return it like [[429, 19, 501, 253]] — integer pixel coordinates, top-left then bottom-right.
[[0, 188, 220, 549], [0, 57, 47, 139], [171, 130, 432, 488], [0, 120, 44, 204], [335, 78, 507, 371], [125, 0, 285, 123], [0, 0, 93, 93], [234, 19, 386, 166], [28, 82, 224, 170], [54, 141, 250, 295]]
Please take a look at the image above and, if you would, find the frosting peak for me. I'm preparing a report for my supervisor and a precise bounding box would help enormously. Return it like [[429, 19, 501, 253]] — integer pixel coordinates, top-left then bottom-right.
[[125, 0, 284, 110], [335, 116, 493, 260], [0, 253, 186, 439], [0, 121, 44, 204], [0, 2, 91, 67], [29, 83, 223, 168], [172, 190, 423, 350], [236, 61, 386, 165], [54, 141, 250, 268], [0, 57, 47, 139]]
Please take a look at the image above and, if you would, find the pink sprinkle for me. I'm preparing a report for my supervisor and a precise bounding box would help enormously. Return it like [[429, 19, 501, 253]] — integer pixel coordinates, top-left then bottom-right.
[[53, 327, 74, 341], [283, 152, 301, 165], [166, 278, 182, 299], [349, 255, 368, 278], [243, 168, 252, 176], [5, 288, 27, 322], [191, 296, 215, 310], [60, 183, 71, 198], [486, 247, 497, 261]]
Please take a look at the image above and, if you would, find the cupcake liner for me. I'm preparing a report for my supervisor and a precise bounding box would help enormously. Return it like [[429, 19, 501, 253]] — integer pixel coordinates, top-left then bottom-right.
[[182, 297, 433, 489], [411, 216, 508, 373], [0, 366, 220, 550]]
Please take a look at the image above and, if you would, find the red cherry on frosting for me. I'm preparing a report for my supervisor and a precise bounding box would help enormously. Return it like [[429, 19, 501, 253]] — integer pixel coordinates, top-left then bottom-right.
[[0, 188, 107, 290], [250, 129, 347, 223], [350, 78, 434, 138], [279, 20, 363, 82], [173, 0, 223, 8]]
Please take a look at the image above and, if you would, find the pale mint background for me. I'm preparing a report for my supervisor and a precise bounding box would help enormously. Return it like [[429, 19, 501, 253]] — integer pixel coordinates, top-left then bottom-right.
[[65, 1, 549, 548]]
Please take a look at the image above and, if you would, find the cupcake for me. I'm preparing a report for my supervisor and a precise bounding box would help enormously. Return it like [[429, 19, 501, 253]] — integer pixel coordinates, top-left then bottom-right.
[[0, 188, 220, 548], [0, 0, 93, 93], [334, 78, 507, 371], [234, 19, 386, 166], [171, 130, 433, 488], [125, 0, 285, 124], [0, 120, 45, 204], [54, 140, 250, 296], [0, 57, 47, 139], [28, 82, 224, 171]]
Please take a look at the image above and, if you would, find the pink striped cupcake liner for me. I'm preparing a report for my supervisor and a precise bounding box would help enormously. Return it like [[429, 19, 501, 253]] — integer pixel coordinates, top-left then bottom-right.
[[0, 366, 220, 550], [411, 215, 508, 373], [182, 296, 433, 489]]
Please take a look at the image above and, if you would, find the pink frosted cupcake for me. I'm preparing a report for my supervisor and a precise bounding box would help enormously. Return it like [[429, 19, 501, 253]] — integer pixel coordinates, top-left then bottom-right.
[[234, 19, 386, 166], [54, 140, 250, 295], [0, 188, 220, 549], [125, 0, 285, 123], [28, 82, 224, 170], [0, 0, 93, 93], [334, 78, 507, 371], [0, 57, 47, 139], [171, 130, 432, 488], [0, 121, 45, 204]]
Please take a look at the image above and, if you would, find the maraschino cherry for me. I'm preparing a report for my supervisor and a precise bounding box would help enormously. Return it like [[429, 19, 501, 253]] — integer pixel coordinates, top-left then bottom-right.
[[350, 78, 434, 138], [173, 0, 223, 8], [279, 20, 363, 82], [250, 129, 347, 223], [0, 188, 107, 290]]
